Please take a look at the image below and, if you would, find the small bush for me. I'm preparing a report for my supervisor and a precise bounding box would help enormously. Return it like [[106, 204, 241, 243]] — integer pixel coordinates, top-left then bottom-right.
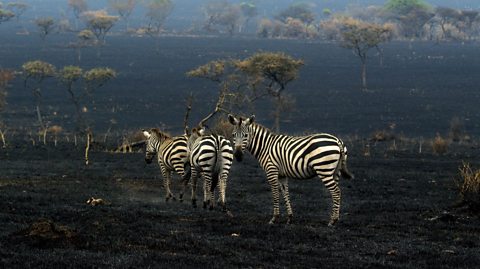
[[371, 130, 395, 142], [431, 134, 448, 155], [211, 118, 233, 140], [456, 162, 480, 211]]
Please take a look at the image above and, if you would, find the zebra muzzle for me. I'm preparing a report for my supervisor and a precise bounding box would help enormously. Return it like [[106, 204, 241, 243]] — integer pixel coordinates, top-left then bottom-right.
[[234, 149, 243, 162], [144, 157, 153, 164]]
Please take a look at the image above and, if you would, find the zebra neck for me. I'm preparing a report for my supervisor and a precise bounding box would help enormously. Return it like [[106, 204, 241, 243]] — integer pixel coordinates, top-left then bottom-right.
[[247, 124, 278, 159]]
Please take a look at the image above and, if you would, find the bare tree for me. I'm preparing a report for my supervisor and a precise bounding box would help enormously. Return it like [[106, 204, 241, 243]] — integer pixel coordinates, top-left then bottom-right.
[[186, 60, 240, 130]]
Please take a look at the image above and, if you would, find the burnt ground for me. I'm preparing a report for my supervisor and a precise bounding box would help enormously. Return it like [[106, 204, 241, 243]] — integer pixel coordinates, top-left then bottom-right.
[[0, 30, 480, 267], [0, 141, 479, 268]]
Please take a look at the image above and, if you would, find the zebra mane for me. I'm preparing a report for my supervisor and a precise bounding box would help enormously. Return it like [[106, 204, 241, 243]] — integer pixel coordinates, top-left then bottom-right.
[[249, 121, 274, 135], [150, 128, 171, 139]]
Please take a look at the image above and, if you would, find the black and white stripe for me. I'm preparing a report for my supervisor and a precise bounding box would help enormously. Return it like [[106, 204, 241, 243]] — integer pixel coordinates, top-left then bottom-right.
[[188, 132, 234, 211], [143, 128, 190, 202], [228, 115, 353, 225]]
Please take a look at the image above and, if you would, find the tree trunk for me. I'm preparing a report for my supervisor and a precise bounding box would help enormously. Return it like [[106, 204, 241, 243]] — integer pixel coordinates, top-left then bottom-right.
[[0, 129, 6, 148], [274, 96, 281, 133], [36, 104, 44, 130], [85, 130, 92, 165], [361, 56, 367, 90], [42, 128, 48, 145]]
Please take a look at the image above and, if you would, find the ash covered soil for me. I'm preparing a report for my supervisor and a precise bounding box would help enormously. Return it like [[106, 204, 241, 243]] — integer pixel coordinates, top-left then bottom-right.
[[0, 142, 479, 268], [0, 33, 480, 267]]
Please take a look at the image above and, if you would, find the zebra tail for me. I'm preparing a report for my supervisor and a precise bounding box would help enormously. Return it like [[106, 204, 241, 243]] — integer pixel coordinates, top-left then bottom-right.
[[339, 140, 354, 180], [182, 162, 192, 182], [210, 144, 222, 192]]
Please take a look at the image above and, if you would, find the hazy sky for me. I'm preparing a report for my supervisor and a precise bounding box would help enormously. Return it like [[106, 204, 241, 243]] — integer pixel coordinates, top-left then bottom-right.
[[8, 0, 480, 30]]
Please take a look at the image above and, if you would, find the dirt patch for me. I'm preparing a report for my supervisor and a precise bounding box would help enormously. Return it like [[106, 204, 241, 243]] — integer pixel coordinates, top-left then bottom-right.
[[13, 219, 79, 248]]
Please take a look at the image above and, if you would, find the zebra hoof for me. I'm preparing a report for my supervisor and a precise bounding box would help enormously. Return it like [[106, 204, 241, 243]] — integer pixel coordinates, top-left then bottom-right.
[[225, 210, 234, 218], [328, 218, 338, 226], [192, 199, 197, 208], [209, 205, 214, 211], [203, 201, 207, 209], [287, 215, 293, 224], [268, 215, 279, 225]]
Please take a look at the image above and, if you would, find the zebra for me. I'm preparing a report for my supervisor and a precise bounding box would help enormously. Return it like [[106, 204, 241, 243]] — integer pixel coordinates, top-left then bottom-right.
[[227, 114, 353, 226], [187, 127, 234, 212], [142, 128, 190, 202]]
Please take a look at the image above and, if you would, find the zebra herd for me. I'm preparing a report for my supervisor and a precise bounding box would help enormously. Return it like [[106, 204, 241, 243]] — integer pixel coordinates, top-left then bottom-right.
[[143, 115, 353, 226]]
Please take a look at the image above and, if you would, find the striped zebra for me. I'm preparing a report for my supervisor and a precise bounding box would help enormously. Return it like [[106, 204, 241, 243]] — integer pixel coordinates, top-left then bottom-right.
[[142, 128, 190, 202], [188, 128, 234, 211], [228, 115, 353, 225]]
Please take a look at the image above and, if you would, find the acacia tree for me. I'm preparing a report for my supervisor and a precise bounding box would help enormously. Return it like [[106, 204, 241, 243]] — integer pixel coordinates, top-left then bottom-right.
[[383, 0, 432, 39], [35, 17, 55, 41], [58, 65, 115, 162], [203, 0, 241, 35], [82, 10, 119, 45], [82, 67, 116, 165], [434, 7, 461, 40], [144, 0, 174, 36], [276, 2, 315, 37], [239, 2, 257, 33], [6, 2, 28, 22], [235, 52, 303, 132], [109, 0, 136, 31], [58, 66, 84, 140], [22, 60, 56, 144], [323, 17, 393, 90], [0, 8, 15, 24], [70, 29, 96, 63], [68, 0, 87, 29]]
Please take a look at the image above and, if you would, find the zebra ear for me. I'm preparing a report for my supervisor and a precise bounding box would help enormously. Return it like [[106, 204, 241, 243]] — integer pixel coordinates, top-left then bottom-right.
[[142, 130, 151, 139], [228, 114, 238, 125], [245, 115, 255, 125]]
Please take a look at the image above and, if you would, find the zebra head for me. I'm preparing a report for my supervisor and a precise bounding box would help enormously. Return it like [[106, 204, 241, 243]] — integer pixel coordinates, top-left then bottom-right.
[[228, 114, 255, 162], [142, 129, 156, 164]]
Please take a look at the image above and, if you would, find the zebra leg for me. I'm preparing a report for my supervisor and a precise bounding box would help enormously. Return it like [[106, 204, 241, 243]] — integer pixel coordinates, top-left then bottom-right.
[[279, 177, 293, 224], [178, 163, 192, 202], [266, 170, 281, 224], [190, 169, 198, 208], [160, 167, 175, 202], [202, 173, 213, 210], [321, 175, 341, 226], [218, 173, 227, 212]]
